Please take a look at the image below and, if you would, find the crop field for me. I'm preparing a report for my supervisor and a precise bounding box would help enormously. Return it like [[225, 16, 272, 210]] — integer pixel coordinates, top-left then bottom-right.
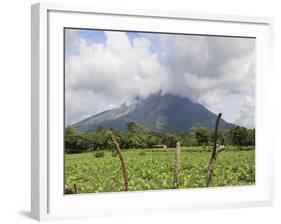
[[64, 147, 255, 194]]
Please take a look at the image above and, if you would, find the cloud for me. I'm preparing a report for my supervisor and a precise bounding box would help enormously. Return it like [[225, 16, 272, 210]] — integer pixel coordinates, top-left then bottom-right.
[[65, 29, 255, 128], [157, 34, 255, 100], [241, 95, 255, 109], [235, 96, 255, 128], [65, 31, 168, 124]]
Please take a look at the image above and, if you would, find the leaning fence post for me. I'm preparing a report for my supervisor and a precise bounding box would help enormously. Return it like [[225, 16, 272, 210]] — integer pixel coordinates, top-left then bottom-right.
[[173, 141, 181, 189], [111, 135, 129, 191], [206, 113, 226, 187]]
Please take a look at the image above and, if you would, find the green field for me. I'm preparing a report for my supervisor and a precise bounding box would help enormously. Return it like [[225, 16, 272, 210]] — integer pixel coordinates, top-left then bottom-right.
[[65, 147, 255, 194]]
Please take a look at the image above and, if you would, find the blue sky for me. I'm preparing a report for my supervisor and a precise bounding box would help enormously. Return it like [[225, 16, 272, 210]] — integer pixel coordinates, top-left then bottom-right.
[[67, 30, 163, 55], [65, 29, 255, 128], [76, 29, 106, 44]]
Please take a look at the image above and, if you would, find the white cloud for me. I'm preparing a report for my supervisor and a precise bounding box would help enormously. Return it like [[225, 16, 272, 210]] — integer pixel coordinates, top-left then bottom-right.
[[158, 35, 255, 102], [65, 30, 255, 128], [198, 91, 221, 107], [241, 95, 255, 109], [235, 96, 255, 128], [65, 31, 168, 124]]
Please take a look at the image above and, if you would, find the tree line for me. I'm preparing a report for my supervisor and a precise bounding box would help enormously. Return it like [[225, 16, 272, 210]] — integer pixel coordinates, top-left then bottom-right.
[[65, 122, 255, 153]]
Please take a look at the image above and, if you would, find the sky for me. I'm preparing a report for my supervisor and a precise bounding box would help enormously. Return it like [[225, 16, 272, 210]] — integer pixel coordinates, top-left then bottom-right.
[[65, 29, 255, 128]]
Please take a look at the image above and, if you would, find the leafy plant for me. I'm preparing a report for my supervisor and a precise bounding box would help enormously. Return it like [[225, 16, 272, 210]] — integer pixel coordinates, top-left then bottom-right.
[[65, 147, 255, 194], [94, 151, 105, 158], [139, 150, 146, 156]]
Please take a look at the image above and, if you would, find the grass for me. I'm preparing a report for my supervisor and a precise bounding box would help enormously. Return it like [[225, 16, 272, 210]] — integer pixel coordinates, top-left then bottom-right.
[[64, 146, 255, 194]]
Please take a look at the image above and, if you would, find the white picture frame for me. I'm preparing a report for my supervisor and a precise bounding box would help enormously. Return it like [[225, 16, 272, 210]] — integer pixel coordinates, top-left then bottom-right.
[[31, 2, 274, 221]]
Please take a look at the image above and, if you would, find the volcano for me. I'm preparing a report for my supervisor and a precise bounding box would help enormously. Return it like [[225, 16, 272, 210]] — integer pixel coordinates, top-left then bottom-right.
[[73, 93, 235, 133]]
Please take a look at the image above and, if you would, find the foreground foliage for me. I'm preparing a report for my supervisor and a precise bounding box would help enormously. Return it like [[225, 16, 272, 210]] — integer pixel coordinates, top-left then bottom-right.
[[65, 147, 255, 193]]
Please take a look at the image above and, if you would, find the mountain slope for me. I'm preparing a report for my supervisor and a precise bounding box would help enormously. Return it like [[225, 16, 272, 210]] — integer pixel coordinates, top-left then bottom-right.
[[73, 93, 235, 133]]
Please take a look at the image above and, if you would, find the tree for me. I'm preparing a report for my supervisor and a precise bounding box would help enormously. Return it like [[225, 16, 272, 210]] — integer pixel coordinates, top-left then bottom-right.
[[125, 122, 149, 149], [147, 135, 160, 147], [126, 132, 148, 149], [185, 131, 197, 146], [64, 126, 87, 153], [65, 126, 76, 136], [245, 128, 255, 146], [127, 122, 149, 134], [195, 127, 210, 146], [161, 134, 179, 148], [228, 126, 249, 148]]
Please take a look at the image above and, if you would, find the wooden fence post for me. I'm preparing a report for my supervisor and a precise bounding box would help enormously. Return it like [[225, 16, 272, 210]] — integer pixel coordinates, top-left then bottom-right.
[[111, 135, 129, 191], [73, 183, 77, 194], [173, 141, 181, 189], [206, 113, 226, 187]]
